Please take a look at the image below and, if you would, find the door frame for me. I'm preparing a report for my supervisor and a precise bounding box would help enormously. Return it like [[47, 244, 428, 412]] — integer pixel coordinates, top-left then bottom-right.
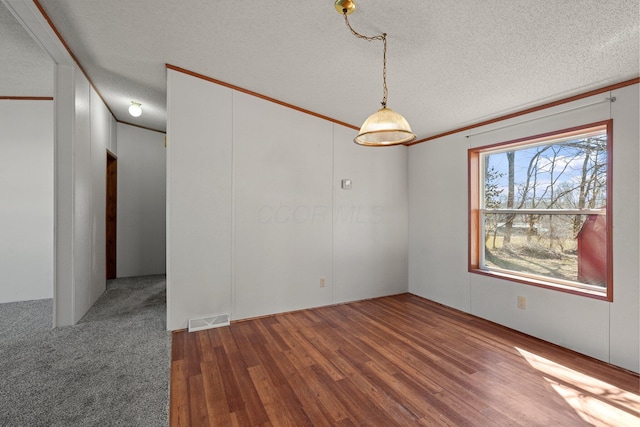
[[106, 150, 117, 279]]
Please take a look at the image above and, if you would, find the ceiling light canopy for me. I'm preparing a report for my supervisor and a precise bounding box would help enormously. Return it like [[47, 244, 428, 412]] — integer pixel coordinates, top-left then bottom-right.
[[334, 0, 356, 15], [128, 101, 142, 117], [335, 0, 416, 146]]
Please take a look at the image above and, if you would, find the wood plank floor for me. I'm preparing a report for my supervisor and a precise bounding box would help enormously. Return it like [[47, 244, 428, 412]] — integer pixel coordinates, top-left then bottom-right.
[[170, 294, 640, 426]]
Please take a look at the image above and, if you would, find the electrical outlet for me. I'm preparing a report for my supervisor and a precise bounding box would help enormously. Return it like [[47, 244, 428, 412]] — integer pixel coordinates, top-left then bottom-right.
[[517, 296, 526, 310], [320, 277, 326, 288]]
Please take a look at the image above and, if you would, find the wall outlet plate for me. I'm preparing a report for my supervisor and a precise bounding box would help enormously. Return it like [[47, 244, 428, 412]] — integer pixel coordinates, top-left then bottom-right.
[[341, 179, 352, 189], [517, 296, 526, 310]]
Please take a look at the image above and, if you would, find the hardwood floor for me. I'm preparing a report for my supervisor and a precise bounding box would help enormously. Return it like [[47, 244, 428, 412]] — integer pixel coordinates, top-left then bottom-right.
[[170, 294, 640, 426]]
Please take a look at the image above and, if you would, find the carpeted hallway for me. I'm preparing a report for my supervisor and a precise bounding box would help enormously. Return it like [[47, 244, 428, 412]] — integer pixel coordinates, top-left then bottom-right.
[[0, 275, 170, 426]]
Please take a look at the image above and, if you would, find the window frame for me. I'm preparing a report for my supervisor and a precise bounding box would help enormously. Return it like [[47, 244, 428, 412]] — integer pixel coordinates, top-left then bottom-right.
[[468, 120, 613, 301]]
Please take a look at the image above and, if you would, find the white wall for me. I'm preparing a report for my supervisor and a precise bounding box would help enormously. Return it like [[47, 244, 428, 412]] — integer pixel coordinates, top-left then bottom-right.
[[54, 63, 116, 326], [609, 85, 640, 371], [90, 87, 112, 300], [116, 123, 166, 277], [409, 84, 640, 373], [8, 0, 116, 326], [0, 100, 53, 303], [167, 71, 233, 329], [166, 69, 408, 330], [232, 92, 334, 319], [333, 125, 408, 303], [72, 66, 93, 319]]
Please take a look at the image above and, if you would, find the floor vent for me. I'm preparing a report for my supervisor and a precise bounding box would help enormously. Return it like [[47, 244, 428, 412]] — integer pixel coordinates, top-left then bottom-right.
[[188, 314, 230, 332]]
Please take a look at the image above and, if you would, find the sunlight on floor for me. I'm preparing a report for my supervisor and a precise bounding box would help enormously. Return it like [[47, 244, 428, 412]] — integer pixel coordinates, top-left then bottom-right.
[[516, 347, 640, 426]]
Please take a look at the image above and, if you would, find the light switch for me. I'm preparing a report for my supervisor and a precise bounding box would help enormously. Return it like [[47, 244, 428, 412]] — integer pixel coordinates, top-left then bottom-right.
[[341, 179, 352, 189]]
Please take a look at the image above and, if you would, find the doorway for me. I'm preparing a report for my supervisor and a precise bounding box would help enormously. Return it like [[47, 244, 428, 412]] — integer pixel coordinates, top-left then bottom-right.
[[106, 150, 117, 279]]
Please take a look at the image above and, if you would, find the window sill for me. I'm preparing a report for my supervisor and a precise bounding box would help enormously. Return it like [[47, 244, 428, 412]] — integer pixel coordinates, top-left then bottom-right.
[[469, 267, 611, 301]]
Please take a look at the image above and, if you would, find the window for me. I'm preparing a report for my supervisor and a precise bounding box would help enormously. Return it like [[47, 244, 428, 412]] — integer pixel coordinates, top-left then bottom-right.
[[469, 121, 612, 300]]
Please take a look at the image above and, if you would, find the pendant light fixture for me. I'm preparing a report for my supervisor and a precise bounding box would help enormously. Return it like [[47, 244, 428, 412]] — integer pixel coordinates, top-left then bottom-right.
[[128, 101, 142, 117], [335, 0, 416, 146]]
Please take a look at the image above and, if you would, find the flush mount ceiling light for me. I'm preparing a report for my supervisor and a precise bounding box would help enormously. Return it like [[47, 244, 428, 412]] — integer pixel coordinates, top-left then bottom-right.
[[335, 0, 416, 146], [128, 101, 142, 117]]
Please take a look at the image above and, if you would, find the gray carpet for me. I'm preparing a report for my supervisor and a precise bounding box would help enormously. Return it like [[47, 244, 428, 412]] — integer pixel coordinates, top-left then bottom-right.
[[0, 275, 170, 427]]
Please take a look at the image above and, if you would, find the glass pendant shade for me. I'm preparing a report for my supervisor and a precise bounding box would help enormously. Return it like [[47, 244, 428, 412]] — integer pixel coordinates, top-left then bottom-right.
[[354, 107, 416, 146], [129, 102, 142, 117]]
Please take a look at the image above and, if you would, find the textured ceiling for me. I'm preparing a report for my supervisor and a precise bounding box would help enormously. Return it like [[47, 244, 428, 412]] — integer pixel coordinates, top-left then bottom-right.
[[0, 0, 53, 97], [8, 1, 640, 137]]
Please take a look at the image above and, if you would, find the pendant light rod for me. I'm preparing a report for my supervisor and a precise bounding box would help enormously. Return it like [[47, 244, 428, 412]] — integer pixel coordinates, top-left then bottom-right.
[[341, 12, 388, 108]]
